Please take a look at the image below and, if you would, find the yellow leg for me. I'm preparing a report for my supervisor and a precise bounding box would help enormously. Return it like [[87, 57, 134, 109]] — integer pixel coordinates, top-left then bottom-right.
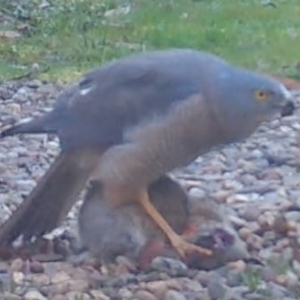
[[138, 190, 212, 259]]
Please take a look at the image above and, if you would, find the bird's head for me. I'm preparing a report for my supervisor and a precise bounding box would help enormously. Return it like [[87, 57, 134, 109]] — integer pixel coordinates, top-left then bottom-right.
[[213, 65, 295, 142]]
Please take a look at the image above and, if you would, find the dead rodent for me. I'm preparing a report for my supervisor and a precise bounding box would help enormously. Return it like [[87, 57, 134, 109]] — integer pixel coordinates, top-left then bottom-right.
[[78, 175, 249, 270], [78, 175, 189, 264]]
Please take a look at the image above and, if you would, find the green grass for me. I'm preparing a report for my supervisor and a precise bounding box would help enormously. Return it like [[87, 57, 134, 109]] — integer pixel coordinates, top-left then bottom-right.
[[0, 0, 300, 82], [242, 267, 262, 292]]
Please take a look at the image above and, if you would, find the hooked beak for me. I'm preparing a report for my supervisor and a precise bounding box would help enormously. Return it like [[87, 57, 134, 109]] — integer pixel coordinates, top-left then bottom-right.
[[281, 100, 295, 117], [279, 85, 295, 117]]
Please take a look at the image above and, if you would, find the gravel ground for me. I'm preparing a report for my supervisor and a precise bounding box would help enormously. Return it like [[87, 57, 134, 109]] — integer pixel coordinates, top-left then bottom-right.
[[0, 79, 300, 299]]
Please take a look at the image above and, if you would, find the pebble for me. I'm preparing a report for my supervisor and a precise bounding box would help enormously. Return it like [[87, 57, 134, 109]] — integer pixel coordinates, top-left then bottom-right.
[[241, 205, 262, 222], [195, 271, 210, 287], [1, 292, 21, 300], [65, 291, 90, 300], [151, 257, 187, 275], [134, 290, 158, 300], [207, 277, 230, 300], [118, 287, 133, 299], [30, 261, 44, 274], [12, 272, 25, 284], [164, 290, 187, 300], [145, 280, 181, 299], [51, 271, 71, 284], [188, 187, 206, 198], [28, 273, 50, 286], [24, 290, 47, 300], [50, 296, 65, 300], [67, 279, 89, 292], [10, 258, 24, 272], [89, 290, 110, 300], [225, 270, 243, 287]]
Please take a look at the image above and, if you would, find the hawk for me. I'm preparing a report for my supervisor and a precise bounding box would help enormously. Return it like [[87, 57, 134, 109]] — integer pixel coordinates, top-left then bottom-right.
[[0, 49, 293, 259]]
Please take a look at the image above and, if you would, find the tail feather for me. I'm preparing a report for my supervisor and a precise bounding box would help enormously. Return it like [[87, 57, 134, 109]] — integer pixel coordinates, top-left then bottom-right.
[[0, 147, 106, 245], [1, 114, 57, 138]]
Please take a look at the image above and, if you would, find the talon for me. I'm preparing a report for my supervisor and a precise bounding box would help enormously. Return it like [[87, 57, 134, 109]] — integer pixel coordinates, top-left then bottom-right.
[[138, 189, 212, 259], [170, 235, 212, 259]]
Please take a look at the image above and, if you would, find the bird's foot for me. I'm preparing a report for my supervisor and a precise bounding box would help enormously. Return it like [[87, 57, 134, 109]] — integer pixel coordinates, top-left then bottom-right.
[[170, 234, 212, 259], [137, 189, 212, 260]]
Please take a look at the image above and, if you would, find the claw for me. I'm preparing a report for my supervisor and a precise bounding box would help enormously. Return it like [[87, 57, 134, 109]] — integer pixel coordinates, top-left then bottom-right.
[[170, 235, 212, 259]]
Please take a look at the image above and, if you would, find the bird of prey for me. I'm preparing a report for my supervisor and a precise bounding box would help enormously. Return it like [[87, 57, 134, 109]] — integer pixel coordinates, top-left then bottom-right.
[[0, 48, 293, 259], [79, 174, 248, 270]]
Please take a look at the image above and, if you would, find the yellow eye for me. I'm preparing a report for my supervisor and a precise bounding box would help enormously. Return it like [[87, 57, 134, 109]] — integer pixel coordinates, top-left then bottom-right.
[[254, 90, 268, 102]]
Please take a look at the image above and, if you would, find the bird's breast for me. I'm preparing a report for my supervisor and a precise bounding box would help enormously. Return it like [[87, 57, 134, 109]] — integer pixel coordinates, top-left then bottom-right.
[[95, 94, 226, 188]]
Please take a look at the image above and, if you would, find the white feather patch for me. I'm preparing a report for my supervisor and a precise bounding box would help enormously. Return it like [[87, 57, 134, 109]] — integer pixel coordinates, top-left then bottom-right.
[[80, 86, 93, 96]]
